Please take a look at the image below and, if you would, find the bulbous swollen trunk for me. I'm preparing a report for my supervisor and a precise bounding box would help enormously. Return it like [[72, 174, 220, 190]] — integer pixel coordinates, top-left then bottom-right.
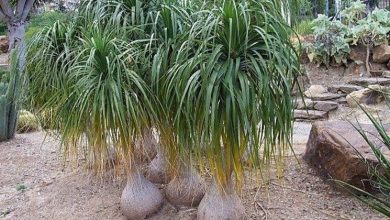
[[197, 180, 246, 220], [134, 128, 158, 163], [146, 145, 171, 184], [121, 169, 164, 220], [165, 165, 206, 207]]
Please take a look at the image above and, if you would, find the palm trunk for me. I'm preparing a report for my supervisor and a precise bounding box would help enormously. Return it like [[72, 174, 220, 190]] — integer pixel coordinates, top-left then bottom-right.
[[197, 177, 246, 220], [146, 143, 171, 184], [134, 128, 158, 163], [165, 161, 205, 207], [121, 167, 164, 219]]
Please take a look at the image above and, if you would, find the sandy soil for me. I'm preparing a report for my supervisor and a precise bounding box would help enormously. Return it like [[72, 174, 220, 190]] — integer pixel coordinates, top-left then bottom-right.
[[0, 131, 387, 220]]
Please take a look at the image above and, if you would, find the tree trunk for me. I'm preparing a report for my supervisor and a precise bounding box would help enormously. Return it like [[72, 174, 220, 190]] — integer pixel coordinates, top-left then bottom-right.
[[0, 0, 34, 141]]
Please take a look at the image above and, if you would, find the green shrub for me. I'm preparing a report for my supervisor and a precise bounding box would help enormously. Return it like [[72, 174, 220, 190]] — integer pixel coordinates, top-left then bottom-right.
[[17, 110, 39, 133], [25, 11, 71, 41], [293, 20, 314, 36], [305, 15, 350, 67], [306, 1, 390, 69]]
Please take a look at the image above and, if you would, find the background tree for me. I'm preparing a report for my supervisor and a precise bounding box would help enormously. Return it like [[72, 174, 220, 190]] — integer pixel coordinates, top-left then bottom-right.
[[0, 0, 35, 141]]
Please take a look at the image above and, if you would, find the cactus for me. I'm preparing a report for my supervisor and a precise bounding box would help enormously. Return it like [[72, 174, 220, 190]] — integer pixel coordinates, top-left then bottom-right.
[[0, 50, 22, 142]]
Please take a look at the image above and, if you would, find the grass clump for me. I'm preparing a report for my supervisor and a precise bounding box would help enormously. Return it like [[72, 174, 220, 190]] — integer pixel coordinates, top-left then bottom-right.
[[17, 110, 39, 133]]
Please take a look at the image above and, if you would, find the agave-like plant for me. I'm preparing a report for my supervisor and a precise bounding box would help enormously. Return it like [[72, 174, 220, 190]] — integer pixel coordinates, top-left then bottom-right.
[[337, 105, 390, 217]]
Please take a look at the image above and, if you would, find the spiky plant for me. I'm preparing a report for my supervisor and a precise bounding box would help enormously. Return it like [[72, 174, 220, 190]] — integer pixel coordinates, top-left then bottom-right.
[[145, 1, 208, 206], [337, 105, 390, 217], [27, 1, 164, 218], [161, 0, 300, 218]]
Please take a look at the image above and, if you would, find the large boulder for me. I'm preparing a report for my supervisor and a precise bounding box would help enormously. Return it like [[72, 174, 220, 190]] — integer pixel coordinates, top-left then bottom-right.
[[373, 45, 390, 64], [304, 121, 390, 189]]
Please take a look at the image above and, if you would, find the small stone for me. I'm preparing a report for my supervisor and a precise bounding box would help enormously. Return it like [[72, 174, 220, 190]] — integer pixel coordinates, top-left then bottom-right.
[[294, 99, 314, 109], [313, 101, 339, 112], [346, 87, 385, 108], [304, 85, 345, 101], [348, 77, 390, 86], [309, 93, 346, 101], [328, 84, 364, 94], [0, 35, 8, 53], [348, 45, 367, 63], [373, 45, 390, 63], [295, 100, 338, 112], [304, 85, 328, 96], [382, 71, 390, 78], [294, 110, 328, 120], [336, 97, 348, 105]]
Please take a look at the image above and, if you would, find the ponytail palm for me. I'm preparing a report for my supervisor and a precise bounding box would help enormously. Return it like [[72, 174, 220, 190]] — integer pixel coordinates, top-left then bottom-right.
[[169, 0, 300, 189], [27, 0, 154, 171]]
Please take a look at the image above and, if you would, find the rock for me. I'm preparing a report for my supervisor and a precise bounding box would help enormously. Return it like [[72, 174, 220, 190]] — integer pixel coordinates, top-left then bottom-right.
[[387, 60, 390, 69], [346, 86, 385, 108], [382, 71, 390, 78], [368, 84, 390, 93], [370, 69, 383, 77], [348, 45, 367, 63], [304, 85, 328, 95], [373, 45, 390, 64], [295, 99, 338, 112], [328, 84, 364, 94], [304, 85, 345, 101], [294, 99, 314, 109], [294, 110, 328, 120], [313, 101, 339, 112], [348, 77, 390, 86], [335, 97, 348, 105], [310, 93, 345, 101], [346, 61, 365, 76], [0, 36, 8, 53], [304, 121, 390, 189]]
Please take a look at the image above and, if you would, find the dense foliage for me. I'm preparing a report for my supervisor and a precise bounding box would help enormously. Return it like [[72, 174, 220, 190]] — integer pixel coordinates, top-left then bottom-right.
[[27, 0, 299, 183], [26, 0, 300, 218], [305, 1, 390, 68]]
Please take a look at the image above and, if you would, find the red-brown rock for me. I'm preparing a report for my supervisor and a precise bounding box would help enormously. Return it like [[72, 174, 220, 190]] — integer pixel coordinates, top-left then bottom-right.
[[304, 121, 390, 189], [373, 45, 390, 64], [0, 35, 8, 53]]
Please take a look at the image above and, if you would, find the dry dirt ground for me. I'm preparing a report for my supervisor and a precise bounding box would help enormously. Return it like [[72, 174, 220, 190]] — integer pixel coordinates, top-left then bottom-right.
[[0, 130, 387, 220]]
